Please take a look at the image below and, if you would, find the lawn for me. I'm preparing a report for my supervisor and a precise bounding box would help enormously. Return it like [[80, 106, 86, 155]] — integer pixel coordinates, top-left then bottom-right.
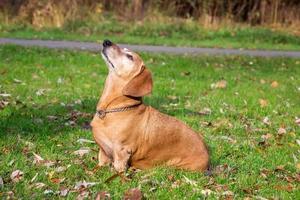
[[1, 19, 300, 51], [0, 45, 299, 199]]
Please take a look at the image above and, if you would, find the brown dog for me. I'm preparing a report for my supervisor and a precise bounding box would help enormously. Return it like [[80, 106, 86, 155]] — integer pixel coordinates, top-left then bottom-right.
[[90, 40, 209, 173]]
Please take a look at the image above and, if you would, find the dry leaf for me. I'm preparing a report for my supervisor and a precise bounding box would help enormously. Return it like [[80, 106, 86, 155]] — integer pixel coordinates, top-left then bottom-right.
[[74, 181, 98, 190], [77, 138, 95, 144], [59, 187, 69, 197], [260, 79, 266, 84], [259, 99, 268, 107], [201, 189, 214, 197], [277, 127, 287, 135], [123, 188, 143, 200], [211, 80, 227, 89], [77, 190, 89, 200], [262, 117, 271, 125], [33, 152, 44, 164], [55, 166, 67, 173], [95, 191, 111, 200], [271, 81, 279, 88], [10, 170, 24, 183], [50, 178, 65, 184], [74, 147, 90, 157], [296, 163, 300, 170], [198, 107, 212, 115], [44, 189, 54, 195], [31, 182, 46, 189], [261, 133, 273, 140]]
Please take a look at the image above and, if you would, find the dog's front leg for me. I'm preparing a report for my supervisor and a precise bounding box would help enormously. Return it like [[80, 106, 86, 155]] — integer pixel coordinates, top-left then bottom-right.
[[113, 145, 132, 173]]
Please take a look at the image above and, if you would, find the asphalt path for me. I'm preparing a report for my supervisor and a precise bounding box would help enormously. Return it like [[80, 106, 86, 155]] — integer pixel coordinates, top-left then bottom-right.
[[1, 38, 300, 58]]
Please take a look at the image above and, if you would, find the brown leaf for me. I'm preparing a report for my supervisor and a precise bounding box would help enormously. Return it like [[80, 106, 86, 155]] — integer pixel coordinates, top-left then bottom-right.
[[277, 127, 287, 135], [274, 184, 293, 192], [198, 107, 212, 115], [211, 80, 227, 89], [123, 188, 143, 200], [10, 170, 24, 183], [50, 178, 65, 184], [95, 191, 111, 200], [73, 147, 90, 157], [259, 99, 268, 107], [271, 81, 279, 88], [59, 187, 69, 197]]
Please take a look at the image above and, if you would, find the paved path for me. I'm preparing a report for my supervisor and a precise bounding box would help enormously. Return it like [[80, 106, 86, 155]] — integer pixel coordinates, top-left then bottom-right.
[[1, 38, 300, 58]]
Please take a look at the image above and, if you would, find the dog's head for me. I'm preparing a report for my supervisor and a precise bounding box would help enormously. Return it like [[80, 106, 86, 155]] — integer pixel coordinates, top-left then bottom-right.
[[101, 39, 152, 97]]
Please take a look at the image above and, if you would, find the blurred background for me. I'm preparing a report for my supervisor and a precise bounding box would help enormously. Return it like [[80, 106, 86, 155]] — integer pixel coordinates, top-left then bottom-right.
[[0, 0, 300, 49]]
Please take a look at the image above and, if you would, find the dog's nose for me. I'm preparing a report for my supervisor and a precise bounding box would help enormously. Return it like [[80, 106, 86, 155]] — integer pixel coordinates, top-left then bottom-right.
[[103, 39, 112, 47]]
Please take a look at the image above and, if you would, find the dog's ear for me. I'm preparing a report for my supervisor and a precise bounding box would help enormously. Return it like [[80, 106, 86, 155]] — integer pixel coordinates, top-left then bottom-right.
[[122, 66, 153, 97]]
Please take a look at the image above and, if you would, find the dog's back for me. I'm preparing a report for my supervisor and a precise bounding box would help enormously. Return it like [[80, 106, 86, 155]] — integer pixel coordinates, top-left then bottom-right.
[[130, 106, 209, 171]]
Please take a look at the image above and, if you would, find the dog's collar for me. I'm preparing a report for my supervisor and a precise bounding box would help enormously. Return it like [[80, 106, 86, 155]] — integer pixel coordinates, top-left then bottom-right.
[[96, 102, 142, 119]]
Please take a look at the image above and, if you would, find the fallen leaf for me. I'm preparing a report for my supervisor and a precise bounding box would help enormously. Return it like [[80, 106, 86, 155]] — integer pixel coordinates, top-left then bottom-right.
[[261, 133, 273, 140], [10, 170, 24, 183], [271, 81, 279, 88], [296, 163, 300, 170], [198, 107, 212, 115], [201, 189, 214, 197], [36, 89, 46, 96], [275, 165, 285, 172], [219, 136, 237, 144], [74, 147, 90, 157], [33, 152, 44, 164], [50, 178, 65, 184], [31, 182, 46, 189], [77, 138, 95, 144], [47, 115, 58, 121], [123, 188, 143, 200], [55, 166, 67, 173], [259, 99, 268, 107], [59, 187, 69, 197], [77, 190, 89, 200], [180, 71, 191, 76], [44, 189, 54, 195], [167, 95, 178, 100], [95, 191, 111, 200], [277, 127, 287, 135], [211, 80, 227, 89], [260, 79, 266, 84], [262, 117, 271, 125], [0, 100, 9, 109], [74, 181, 98, 190]]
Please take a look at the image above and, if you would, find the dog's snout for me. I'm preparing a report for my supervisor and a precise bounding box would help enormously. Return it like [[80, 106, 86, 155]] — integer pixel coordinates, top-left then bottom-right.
[[103, 39, 112, 47]]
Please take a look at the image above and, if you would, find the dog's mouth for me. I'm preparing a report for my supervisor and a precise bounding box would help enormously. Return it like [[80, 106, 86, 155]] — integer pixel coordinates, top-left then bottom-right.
[[101, 50, 115, 69]]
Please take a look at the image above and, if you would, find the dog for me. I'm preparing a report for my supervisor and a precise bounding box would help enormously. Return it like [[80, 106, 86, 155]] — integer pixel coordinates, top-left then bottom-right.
[[90, 40, 209, 173]]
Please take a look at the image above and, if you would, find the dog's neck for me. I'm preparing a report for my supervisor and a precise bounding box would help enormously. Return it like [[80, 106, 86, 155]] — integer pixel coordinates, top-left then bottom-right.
[[97, 72, 141, 110]]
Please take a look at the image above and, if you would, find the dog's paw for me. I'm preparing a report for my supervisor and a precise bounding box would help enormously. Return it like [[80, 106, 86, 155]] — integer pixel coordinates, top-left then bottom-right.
[[113, 161, 128, 173]]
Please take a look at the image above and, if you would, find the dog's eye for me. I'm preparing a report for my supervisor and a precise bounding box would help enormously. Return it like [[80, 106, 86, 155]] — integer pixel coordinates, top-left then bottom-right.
[[126, 54, 133, 61]]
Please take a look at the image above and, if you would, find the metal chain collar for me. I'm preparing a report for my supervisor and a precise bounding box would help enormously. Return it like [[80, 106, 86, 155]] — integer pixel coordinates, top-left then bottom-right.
[[96, 102, 142, 119]]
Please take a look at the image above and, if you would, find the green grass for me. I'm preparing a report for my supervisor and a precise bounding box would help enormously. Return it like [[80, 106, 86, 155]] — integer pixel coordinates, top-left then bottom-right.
[[1, 19, 300, 51], [0, 45, 300, 199]]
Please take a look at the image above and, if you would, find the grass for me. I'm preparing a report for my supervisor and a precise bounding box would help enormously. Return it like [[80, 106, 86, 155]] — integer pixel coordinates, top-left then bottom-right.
[[1, 19, 300, 51], [0, 45, 300, 199]]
